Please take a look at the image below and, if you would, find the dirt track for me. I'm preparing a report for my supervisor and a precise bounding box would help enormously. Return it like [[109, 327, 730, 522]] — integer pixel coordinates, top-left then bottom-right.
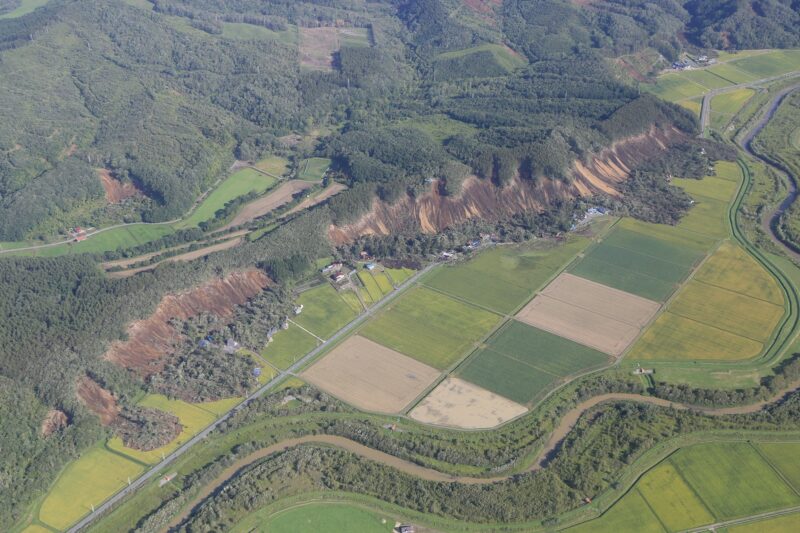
[[220, 181, 315, 231], [106, 238, 243, 278], [167, 384, 800, 529]]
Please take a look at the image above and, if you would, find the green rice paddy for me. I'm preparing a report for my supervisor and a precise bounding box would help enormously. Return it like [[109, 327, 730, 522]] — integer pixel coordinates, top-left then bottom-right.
[[261, 324, 320, 369], [292, 284, 359, 340]]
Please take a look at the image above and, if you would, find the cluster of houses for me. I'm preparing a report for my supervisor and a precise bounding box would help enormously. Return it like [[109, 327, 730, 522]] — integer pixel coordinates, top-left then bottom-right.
[[671, 54, 715, 71], [68, 226, 91, 242]]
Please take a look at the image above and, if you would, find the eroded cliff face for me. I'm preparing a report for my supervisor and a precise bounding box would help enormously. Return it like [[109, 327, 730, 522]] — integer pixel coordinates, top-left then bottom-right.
[[329, 127, 685, 244], [103, 270, 269, 376]]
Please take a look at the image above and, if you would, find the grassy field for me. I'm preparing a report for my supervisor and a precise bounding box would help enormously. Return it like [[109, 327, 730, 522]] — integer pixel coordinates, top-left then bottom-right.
[[292, 284, 359, 339], [221, 23, 297, 44], [253, 155, 289, 176], [107, 394, 217, 464], [0, 0, 50, 19], [457, 321, 610, 404], [711, 88, 755, 130], [360, 287, 501, 369], [694, 242, 784, 304], [38, 446, 144, 530], [358, 271, 385, 302], [261, 324, 320, 369], [424, 236, 590, 313], [570, 441, 800, 532], [176, 168, 276, 229], [756, 442, 800, 491], [372, 272, 394, 294], [399, 114, 478, 144], [338, 289, 363, 313], [570, 225, 704, 301], [385, 267, 415, 285], [671, 442, 799, 519], [727, 512, 800, 533], [297, 157, 331, 182], [234, 502, 394, 533], [436, 43, 527, 72]]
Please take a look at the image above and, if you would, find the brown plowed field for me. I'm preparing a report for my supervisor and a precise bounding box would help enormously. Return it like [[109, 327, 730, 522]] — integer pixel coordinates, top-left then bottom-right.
[[220, 181, 315, 231], [285, 182, 346, 217], [106, 237, 243, 278], [76, 376, 119, 425], [409, 377, 527, 429], [302, 336, 441, 413], [104, 270, 269, 375], [541, 273, 660, 327], [516, 295, 642, 356]]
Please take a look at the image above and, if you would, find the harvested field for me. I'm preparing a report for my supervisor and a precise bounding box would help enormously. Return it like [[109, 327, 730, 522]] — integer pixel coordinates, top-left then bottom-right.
[[285, 182, 346, 216], [541, 273, 660, 327], [98, 168, 141, 203], [516, 273, 659, 356], [220, 180, 314, 230], [76, 375, 119, 425], [409, 377, 527, 429], [103, 270, 269, 375], [106, 237, 243, 278], [302, 336, 440, 413], [517, 296, 642, 356]]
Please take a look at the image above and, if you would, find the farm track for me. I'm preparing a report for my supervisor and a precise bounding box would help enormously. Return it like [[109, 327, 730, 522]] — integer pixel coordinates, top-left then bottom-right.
[[167, 384, 800, 531]]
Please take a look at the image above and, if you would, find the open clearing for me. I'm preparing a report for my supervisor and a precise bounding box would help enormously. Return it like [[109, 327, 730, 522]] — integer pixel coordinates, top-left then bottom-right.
[[302, 335, 440, 413], [299, 27, 370, 70], [236, 502, 393, 533], [424, 235, 590, 313], [409, 377, 527, 429], [107, 394, 217, 464], [220, 180, 315, 230], [38, 446, 144, 530], [0, 0, 50, 19], [261, 323, 320, 369], [569, 440, 800, 532], [253, 156, 289, 176], [515, 273, 659, 356], [361, 287, 501, 369], [292, 284, 359, 339], [297, 157, 332, 181], [458, 321, 611, 404]]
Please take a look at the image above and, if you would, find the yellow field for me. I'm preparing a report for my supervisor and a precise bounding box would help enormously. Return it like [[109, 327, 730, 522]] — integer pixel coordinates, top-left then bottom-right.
[[694, 242, 784, 304], [107, 395, 216, 464], [675, 176, 740, 202], [39, 447, 143, 530], [630, 311, 763, 362], [678, 97, 702, 116], [636, 462, 714, 531], [199, 396, 243, 415], [669, 280, 784, 342], [728, 512, 800, 532], [21, 524, 54, 533]]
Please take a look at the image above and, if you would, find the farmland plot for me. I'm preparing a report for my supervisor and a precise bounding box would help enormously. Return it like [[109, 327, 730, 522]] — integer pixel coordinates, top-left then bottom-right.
[[292, 284, 359, 339], [261, 324, 319, 369]]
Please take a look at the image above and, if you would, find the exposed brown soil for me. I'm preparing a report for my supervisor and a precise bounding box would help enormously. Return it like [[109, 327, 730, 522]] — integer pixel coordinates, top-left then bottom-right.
[[220, 181, 315, 231], [106, 237, 244, 279], [98, 168, 142, 203], [76, 376, 120, 426], [103, 270, 269, 375], [329, 127, 685, 244], [285, 182, 347, 217], [40, 409, 68, 437], [299, 27, 340, 70]]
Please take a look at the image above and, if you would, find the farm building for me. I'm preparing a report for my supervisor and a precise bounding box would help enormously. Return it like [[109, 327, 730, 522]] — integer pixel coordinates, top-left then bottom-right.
[[321, 262, 343, 274], [365, 262, 377, 271], [223, 339, 240, 353], [294, 304, 304, 315]]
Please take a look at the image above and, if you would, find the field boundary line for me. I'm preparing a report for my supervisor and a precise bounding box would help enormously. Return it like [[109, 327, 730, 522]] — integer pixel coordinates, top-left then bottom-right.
[[666, 456, 719, 523], [664, 309, 768, 345], [690, 276, 788, 306], [101, 442, 151, 469], [288, 318, 325, 343], [748, 442, 800, 498], [635, 488, 670, 533]]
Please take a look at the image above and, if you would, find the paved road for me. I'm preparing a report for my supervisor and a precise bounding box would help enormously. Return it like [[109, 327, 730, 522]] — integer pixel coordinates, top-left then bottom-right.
[[737, 83, 800, 262], [683, 504, 800, 533], [699, 71, 800, 133], [67, 262, 436, 532]]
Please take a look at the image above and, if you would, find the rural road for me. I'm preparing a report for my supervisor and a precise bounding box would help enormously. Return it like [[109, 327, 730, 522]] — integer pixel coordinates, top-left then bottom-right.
[[737, 83, 800, 262], [167, 384, 800, 530], [699, 70, 800, 133], [67, 262, 437, 532]]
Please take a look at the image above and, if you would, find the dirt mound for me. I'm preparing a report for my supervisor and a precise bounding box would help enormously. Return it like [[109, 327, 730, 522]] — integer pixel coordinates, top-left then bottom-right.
[[40, 409, 69, 437], [76, 376, 120, 426], [104, 270, 269, 375], [329, 127, 685, 244], [98, 168, 142, 203]]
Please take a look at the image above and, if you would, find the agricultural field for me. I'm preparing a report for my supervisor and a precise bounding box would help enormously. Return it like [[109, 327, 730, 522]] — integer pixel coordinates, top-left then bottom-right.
[[176, 168, 276, 229], [755, 442, 800, 491], [457, 320, 610, 404], [358, 271, 386, 302], [516, 273, 659, 356], [385, 267, 415, 285], [338, 289, 363, 313], [569, 224, 706, 301], [711, 88, 755, 130], [38, 447, 144, 530], [221, 23, 297, 44], [360, 287, 501, 369], [234, 502, 394, 533], [424, 235, 590, 313], [292, 284, 359, 339], [302, 336, 440, 413], [107, 394, 217, 464], [296, 157, 331, 181], [728, 513, 800, 533], [252, 156, 289, 177], [261, 324, 320, 369], [694, 242, 784, 303], [409, 377, 527, 429], [569, 441, 800, 532]]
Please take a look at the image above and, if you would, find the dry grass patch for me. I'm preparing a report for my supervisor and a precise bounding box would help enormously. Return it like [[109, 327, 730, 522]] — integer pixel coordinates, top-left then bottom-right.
[[302, 336, 440, 413], [409, 377, 526, 429]]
